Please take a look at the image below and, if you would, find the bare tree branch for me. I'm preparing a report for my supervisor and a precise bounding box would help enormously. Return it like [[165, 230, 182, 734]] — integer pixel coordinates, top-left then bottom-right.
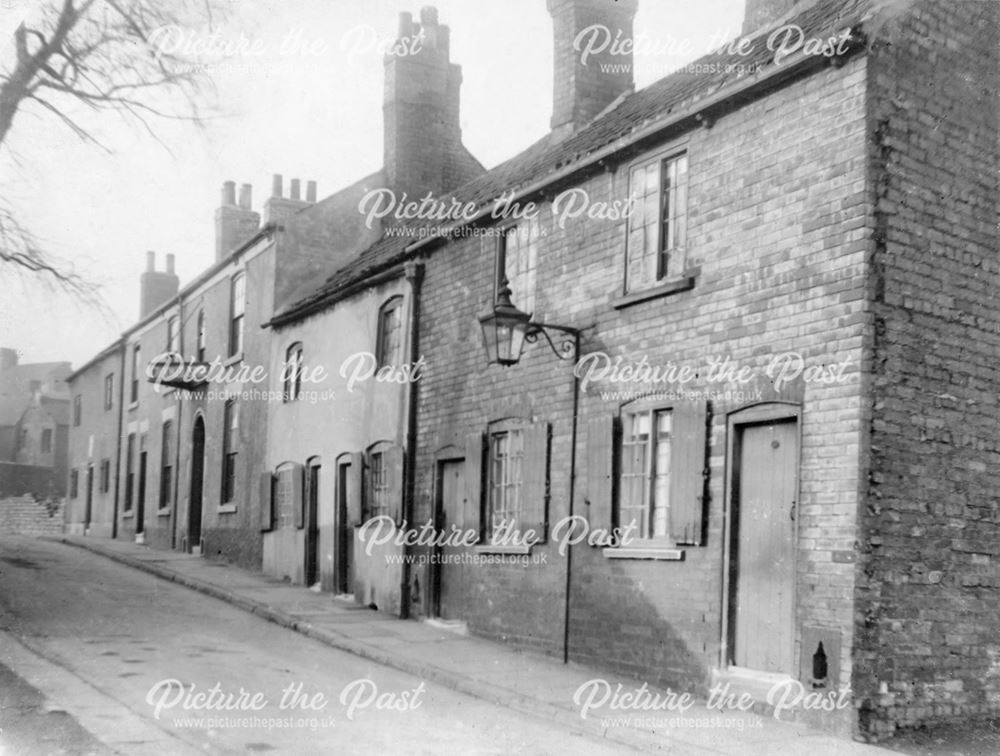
[[0, 0, 225, 296]]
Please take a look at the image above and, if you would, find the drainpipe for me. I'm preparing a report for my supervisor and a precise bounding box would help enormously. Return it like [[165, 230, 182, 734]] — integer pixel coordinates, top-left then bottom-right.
[[170, 293, 184, 551], [111, 339, 126, 539], [400, 260, 424, 620], [562, 336, 581, 664]]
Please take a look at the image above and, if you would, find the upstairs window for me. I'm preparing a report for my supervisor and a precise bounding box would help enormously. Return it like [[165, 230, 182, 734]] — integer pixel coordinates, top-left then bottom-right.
[[73, 395, 81, 426], [104, 373, 114, 412], [70, 469, 78, 498], [229, 273, 246, 357], [167, 316, 179, 354], [130, 344, 141, 403], [196, 310, 207, 362], [498, 218, 539, 314], [625, 151, 689, 293], [41, 428, 52, 453], [376, 298, 402, 367], [283, 343, 304, 402]]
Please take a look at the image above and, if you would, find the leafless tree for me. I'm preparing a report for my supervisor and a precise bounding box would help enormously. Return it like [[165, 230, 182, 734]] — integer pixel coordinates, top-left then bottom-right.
[[0, 0, 223, 297]]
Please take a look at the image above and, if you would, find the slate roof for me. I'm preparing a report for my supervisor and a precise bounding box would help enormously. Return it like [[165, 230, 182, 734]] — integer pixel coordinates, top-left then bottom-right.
[[273, 0, 879, 326]]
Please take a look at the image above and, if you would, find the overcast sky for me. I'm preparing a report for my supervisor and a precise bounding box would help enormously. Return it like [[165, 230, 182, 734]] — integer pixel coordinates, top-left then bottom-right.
[[0, 0, 745, 368]]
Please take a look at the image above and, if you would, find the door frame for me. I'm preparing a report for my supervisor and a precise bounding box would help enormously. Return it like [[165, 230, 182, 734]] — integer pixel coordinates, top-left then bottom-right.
[[334, 453, 353, 595], [720, 401, 802, 674], [430, 446, 464, 619], [188, 414, 206, 553], [305, 457, 322, 587]]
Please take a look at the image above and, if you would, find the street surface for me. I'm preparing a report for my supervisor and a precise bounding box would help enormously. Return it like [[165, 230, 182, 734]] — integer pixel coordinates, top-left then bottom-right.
[[0, 537, 629, 755]]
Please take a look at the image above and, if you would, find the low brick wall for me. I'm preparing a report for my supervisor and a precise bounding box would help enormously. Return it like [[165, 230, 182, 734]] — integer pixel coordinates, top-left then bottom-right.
[[0, 495, 64, 537]]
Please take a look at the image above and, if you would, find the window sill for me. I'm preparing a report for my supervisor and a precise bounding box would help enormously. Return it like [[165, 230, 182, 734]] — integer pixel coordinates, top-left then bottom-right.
[[603, 546, 685, 561], [121, 511, 133, 519], [128, 401, 139, 411], [612, 275, 696, 310], [157, 508, 171, 517], [474, 543, 533, 556], [218, 503, 237, 514], [223, 353, 243, 367]]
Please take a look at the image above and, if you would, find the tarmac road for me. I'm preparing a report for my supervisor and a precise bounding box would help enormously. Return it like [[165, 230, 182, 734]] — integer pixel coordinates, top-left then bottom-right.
[[0, 536, 632, 756]]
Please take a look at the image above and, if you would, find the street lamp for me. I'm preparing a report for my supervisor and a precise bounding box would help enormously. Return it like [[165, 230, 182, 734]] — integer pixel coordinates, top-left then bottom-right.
[[478, 279, 578, 367]]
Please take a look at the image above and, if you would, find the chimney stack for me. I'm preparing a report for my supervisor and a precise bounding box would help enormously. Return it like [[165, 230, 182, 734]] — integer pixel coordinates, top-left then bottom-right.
[[742, 0, 813, 35], [0, 348, 18, 372], [548, 0, 638, 138], [263, 173, 315, 225], [215, 179, 261, 261], [139, 251, 180, 320], [306, 180, 317, 203], [383, 6, 468, 198]]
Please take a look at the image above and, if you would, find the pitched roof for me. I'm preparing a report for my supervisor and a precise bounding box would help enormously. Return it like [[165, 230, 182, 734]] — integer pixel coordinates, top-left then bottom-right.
[[272, 0, 878, 326]]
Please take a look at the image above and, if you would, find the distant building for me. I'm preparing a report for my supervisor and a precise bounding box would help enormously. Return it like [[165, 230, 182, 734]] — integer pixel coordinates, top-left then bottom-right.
[[0, 347, 70, 497]]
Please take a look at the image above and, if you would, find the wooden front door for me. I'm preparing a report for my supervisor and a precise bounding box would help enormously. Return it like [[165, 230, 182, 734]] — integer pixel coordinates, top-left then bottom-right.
[[305, 462, 320, 587], [136, 449, 147, 535], [335, 459, 355, 596], [189, 417, 205, 550], [433, 459, 464, 619], [84, 465, 94, 529], [731, 418, 798, 674]]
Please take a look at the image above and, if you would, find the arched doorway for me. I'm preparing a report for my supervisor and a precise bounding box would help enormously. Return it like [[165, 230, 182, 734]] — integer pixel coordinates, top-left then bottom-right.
[[189, 415, 205, 553]]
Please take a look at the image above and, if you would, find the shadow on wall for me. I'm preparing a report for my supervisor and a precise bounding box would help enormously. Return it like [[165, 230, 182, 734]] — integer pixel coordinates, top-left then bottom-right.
[[569, 560, 710, 695]]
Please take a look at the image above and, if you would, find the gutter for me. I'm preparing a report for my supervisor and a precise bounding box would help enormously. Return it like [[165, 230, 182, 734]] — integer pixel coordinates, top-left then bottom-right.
[[264, 262, 409, 330]]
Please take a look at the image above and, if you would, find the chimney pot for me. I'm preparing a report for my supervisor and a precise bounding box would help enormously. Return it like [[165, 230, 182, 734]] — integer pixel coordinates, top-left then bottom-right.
[[146, 250, 155, 272], [306, 180, 317, 203], [238, 183, 252, 209], [398, 11, 414, 39], [290, 178, 301, 201], [166, 253, 176, 275], [548, 0, 638, 135], [272, 174, 283, 198], [420, 6, 438, 26], [221, 180, 236, 207]]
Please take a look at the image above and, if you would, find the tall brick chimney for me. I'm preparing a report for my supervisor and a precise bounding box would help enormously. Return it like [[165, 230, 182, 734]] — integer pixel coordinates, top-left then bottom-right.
[[215, 180, 261, 261], [0, 347, 17, 372], [742, 0, 813, 34], [263, 174, 316, 226], [548, 0, 638, 137], [383, 7, 466, 198], [139, 251, 180, 320]]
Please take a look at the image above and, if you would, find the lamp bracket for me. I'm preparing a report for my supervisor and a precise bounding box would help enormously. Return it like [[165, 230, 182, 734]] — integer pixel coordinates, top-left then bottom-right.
[[525, 321, 579, 361]]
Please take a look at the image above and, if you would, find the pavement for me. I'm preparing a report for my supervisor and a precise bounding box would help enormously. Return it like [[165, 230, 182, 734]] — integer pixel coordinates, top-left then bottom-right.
[[46, 534, 898, 756]]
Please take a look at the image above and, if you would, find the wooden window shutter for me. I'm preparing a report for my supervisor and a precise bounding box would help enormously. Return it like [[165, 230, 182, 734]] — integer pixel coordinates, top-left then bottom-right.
[[463, 433, 484, 542], [347, 452, 363, 527], [522, 421, 550, 543], [291, 462, 305, 529], [586, 414, 616, 532], [669, 400, 708, 545], [259, 471, 274, 532], [387, 445, 405, 525]]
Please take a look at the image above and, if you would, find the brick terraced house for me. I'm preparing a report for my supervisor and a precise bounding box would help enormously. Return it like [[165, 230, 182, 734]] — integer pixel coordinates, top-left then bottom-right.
[[65, 0, 998, 741]]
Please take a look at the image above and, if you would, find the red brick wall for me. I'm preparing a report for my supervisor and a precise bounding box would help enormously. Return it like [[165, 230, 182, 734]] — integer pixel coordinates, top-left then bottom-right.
[[856, 0, 1000, 738]]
